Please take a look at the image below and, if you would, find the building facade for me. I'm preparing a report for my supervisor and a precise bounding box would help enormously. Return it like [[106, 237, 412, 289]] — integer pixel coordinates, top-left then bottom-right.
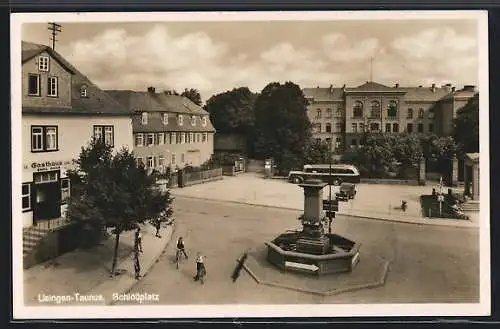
[[21, 41, 133, 228], [107, 88, 216, 171], [303, 81, 477, 153]]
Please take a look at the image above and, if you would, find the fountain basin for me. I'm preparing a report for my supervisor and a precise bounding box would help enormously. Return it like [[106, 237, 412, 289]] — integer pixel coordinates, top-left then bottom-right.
[[266, 233, 361, 275]]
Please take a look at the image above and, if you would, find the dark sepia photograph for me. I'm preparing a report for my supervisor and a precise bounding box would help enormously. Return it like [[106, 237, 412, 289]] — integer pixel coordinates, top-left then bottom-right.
[[11, 10, 489, 319]]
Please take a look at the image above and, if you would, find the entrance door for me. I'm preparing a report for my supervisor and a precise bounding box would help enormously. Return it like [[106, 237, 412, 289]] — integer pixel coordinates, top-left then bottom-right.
[[33, 171, 61, 222]]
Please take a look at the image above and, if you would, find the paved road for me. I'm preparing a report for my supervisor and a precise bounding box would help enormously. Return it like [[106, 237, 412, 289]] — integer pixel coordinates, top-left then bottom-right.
[[119, 197, 479, 305]]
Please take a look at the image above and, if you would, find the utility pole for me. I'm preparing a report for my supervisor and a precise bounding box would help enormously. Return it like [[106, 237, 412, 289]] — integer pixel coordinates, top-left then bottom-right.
[[47, 22, 62, 51], [369, 56, 374, 82]]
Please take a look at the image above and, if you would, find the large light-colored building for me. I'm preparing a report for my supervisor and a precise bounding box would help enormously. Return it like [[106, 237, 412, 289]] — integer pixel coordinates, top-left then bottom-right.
[[303, 81, 477, 152], [21, 41, 133, 228], [107, 88, 216, 171]]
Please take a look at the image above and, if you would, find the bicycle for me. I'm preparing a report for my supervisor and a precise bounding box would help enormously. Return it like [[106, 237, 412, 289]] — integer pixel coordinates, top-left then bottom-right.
[[175, 248, 188, 269]]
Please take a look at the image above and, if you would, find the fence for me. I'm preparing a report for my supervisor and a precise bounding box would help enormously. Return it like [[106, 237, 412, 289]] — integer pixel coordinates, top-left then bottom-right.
[[183, 168, 223, 187]]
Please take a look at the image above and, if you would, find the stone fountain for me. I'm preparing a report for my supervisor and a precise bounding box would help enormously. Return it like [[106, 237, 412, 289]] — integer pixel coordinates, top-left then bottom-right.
[[265, 179, 361, 275]]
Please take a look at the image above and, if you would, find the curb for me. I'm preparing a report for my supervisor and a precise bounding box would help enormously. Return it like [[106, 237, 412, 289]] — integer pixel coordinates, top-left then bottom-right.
[[240, 256, 391, 297], [107, 224, 176, 306], [173, 195, 478, 229]]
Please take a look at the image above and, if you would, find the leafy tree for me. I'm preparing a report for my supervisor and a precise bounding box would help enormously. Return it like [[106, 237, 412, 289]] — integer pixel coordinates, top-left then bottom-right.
[[181, 88, 202, 106], [252, 82, 312, 174], [453, 93, 479, 155], [204, 87, 258, 134], [304, 139, 331, 164], [66, 139, 173, 276]]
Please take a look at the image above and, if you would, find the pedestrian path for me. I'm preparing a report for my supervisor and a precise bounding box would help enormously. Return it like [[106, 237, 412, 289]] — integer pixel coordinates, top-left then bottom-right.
[[23, 222, 173, 306]]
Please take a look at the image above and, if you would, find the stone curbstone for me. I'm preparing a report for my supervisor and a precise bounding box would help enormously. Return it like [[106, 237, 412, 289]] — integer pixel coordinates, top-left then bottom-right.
[[174, 195, 478, 229], [107, 224, 175, 306]]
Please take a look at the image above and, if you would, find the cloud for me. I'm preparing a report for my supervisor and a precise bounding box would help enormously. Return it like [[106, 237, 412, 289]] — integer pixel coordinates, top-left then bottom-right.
[[322, 33, 383, 62], [59, 26, 339, 101]]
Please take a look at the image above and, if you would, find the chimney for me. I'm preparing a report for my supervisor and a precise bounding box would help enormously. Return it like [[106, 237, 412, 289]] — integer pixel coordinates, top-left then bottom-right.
[[431, 83, 436, 92], [464, 85, 476, 91], [418, 85, 423, 88], [342, 84, 346, 91], [147, 86, 155, 93], [452, 86, 456, 92], [394, 83, 399, 88], [329, 84, 333, 93]]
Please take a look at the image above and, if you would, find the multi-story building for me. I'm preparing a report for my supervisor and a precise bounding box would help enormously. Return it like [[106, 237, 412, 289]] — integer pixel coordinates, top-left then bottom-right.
[[303, 81, 477, 152], [21, 41, 133, 228], [107, 87, 216, 171]]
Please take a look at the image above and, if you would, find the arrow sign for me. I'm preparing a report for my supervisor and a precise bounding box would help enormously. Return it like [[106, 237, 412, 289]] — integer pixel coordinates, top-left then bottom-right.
[[285, 261, 319, 272], [323, 199, 339, 211]]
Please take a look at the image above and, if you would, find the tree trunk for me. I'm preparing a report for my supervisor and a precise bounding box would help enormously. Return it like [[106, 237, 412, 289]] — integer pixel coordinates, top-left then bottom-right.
[[110, 231, 120, 277]]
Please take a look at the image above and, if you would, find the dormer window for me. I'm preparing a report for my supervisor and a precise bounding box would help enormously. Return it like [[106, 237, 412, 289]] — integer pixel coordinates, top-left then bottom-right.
[[162, 113, 169, 125], [178, 114, 183, 126], [80, 85, 88, 98], [142, 112, 148, 125], [191, 115, 196, 126], [202, 116, 207, 127], [38, 56, 49, 72]]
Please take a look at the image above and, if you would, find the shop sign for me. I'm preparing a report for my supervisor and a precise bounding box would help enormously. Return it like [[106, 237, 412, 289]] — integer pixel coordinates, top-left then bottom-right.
[[24, 160, 75, 172]]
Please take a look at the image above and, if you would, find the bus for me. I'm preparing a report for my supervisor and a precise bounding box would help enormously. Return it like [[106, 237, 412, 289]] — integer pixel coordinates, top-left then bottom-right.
[[288, 164, 361, 185]]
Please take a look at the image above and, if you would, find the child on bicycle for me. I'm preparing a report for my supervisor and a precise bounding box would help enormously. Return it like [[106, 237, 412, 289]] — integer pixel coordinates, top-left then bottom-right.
[[176, 237, 188, 259]]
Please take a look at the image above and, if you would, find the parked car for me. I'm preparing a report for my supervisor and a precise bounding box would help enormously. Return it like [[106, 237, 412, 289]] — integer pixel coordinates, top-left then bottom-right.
[[336, 182, 357, 201]]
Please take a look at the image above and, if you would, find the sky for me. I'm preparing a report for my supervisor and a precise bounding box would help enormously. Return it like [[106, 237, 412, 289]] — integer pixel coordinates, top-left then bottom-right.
[[22, 17, 480, 102]]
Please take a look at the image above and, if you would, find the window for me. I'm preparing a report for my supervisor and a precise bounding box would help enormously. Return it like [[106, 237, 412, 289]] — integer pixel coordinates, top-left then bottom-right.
[[326, 109, 332, 118], [135, 133, 144, 147], [325, 123, 332, 133], [31, 126, 58, 152], [335, 123, 342, 133], [370, 123, 380, 132], [407, 123, 413, 133], [47, 76, 58, 97], [137, 157, 144, 167], [326, 138, 331, 145], [162, 113, 169, 125], [387, 100, 397, 118], [171, 153, 176, 165], [178, 114, 183, 126], [28, 74, 40, 96], [313, 123, 321, 133], [170, 133, 176, 144], [181, 132, 186, 144], [336, 109, 343, 118], [385, 123, 391, 132], [181, 153, 185, 163], [142, 112, 148, 125], [61, 178, 70, 203], [158, 155, 164, 167], [428, 110, 435, 119], [316, 109, 322, 119], [393, 123, 399, 133], [175, 132, 181, 144], [418, 108, 424, 119], [353, 101, 363, 117], [165, 133, 171, 144], [22, 184, 31, 211], [407, 108, 414, 119], [146, 133, 154, 146], [202, 116, 207, 126], [190, 132, 194, 144], [147, 156, 154, 168], [203, 133, 208, 142], [418, 123, 424, 133], [359, 123, 364, 132], [38, 56, 49, 71], [429, 123, 434, 133], [351, 139, 358, 146], [93, 125, 114, 147], [191, 115, 196, 126], [158, 133, 165, 145], [370, 101, 381, 118], [80, 85, 88, 97], [351, 123, 357, 133]]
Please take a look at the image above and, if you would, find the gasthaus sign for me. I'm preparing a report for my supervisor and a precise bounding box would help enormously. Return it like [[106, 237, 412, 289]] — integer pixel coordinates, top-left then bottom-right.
[[24, 160, 75, 172]]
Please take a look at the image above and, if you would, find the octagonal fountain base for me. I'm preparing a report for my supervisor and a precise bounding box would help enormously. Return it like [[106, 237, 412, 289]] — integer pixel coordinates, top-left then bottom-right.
[[266, 231, 361, 276]]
